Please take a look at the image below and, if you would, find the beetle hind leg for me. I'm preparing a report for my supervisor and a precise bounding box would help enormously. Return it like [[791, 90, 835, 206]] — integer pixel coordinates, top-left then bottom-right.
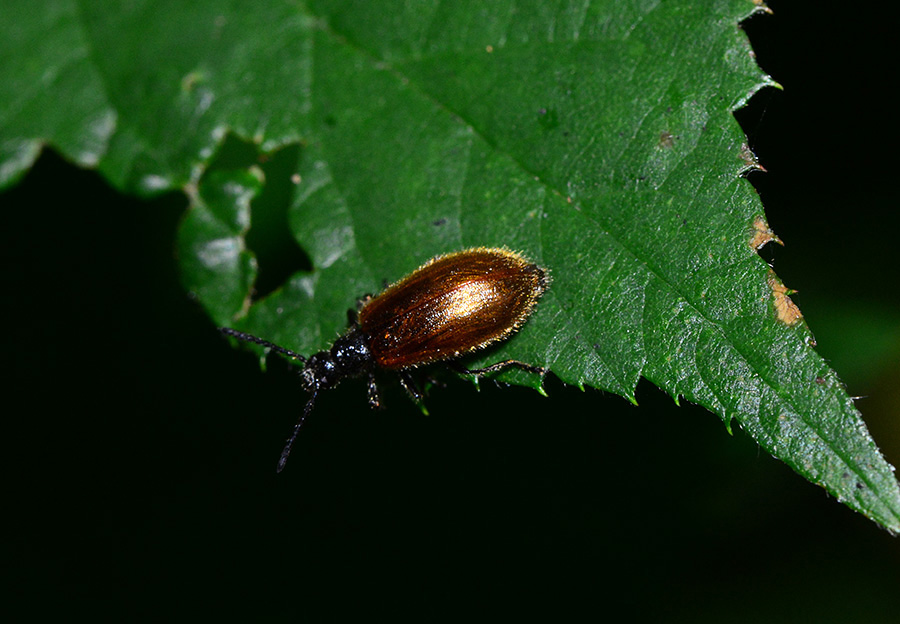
[[450, 359, 546, 377]]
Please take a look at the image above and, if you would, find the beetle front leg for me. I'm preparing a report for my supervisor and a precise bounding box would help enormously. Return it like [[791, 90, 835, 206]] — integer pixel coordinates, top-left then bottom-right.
[[366, 373, 383, 409]]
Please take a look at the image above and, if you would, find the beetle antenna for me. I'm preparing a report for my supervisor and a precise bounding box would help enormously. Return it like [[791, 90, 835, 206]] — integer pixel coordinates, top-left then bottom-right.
[[276, 389, 318, 473], [219, 327, 307, 363]]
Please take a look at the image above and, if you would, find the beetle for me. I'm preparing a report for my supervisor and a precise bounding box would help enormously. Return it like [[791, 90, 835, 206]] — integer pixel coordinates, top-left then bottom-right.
[[220, 247, 550, 472]]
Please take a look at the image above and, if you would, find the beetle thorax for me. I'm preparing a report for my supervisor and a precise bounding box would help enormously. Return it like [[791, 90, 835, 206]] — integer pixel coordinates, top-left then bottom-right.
[[300, 327, 373, 391]]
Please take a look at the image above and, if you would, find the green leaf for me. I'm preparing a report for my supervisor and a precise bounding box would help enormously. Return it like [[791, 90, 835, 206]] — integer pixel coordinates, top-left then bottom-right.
[[0, 1, 115, 186], [3, 0, 898, 532]]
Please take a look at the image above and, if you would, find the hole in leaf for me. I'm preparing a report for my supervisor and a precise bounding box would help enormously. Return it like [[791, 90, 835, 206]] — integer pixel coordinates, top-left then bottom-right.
[[245, 143, 310, 300]]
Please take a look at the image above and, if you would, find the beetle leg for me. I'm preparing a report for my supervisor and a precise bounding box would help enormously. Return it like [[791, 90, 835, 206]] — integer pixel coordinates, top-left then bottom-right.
[[398, 371, 430, 416], [357, 293, 376, 310], [398, 370, 424, 401], [347, 294, 375, 326], [450, 359, 546, 377], [366, 373, 383, 409]]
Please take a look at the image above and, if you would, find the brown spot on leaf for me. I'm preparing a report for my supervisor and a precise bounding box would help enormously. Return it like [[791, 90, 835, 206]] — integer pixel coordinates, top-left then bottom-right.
[[768, 271, 803, 325], [658, 131, 676, 148], [750, 216, 783, 250]]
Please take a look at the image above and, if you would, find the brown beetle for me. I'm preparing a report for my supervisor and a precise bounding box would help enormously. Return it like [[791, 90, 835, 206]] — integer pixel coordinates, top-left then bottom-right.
[[221, 247, 549, 472]]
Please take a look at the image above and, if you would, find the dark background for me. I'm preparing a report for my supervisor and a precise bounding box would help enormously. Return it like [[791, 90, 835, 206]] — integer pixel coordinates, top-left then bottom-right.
[[5, 2, 900, 620]]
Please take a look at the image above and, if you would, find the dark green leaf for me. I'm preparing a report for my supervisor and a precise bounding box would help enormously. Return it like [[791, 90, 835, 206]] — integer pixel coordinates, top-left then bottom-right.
[[3, 0, 898, 532]]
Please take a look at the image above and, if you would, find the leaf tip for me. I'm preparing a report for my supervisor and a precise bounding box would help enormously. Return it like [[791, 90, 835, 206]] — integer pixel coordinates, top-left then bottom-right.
[[723, 415, 734, 436], [739, 146, 768, 176], [749, 215, 782, 250]]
